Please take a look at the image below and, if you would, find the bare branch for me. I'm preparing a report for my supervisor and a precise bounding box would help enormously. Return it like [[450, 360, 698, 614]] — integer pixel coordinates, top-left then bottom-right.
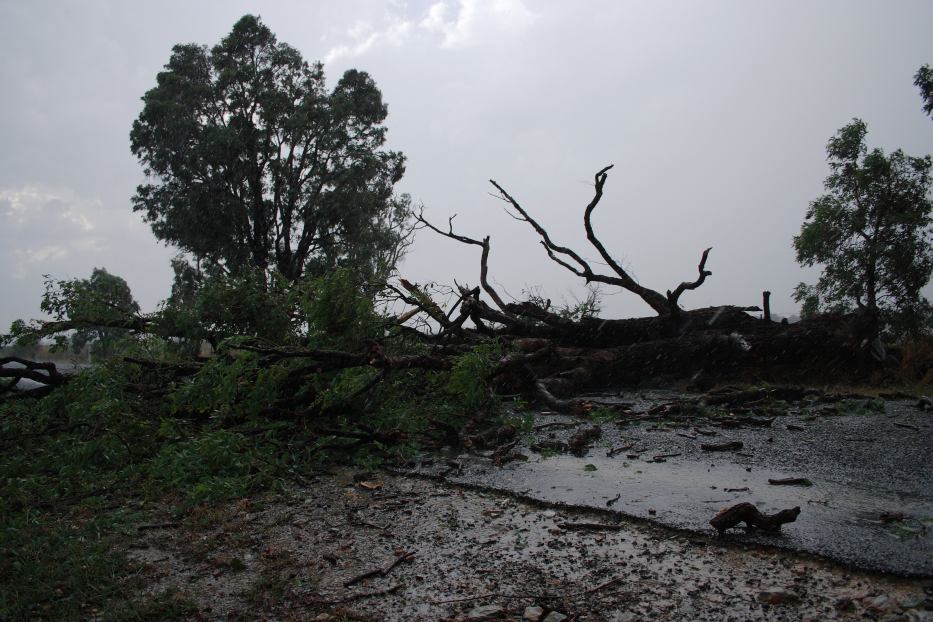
[[666, 247, 713, 311], [415, 209, 511, 313], [490, 169, 670, 315]]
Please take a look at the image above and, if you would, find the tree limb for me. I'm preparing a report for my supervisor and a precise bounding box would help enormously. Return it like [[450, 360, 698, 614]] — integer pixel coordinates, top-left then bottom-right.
[[415, 210, 511, 313], [666, 247, 713, 311]]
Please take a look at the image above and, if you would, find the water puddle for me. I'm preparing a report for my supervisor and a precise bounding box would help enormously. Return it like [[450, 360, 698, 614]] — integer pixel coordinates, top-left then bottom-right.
[[412, 404, 933, 576]]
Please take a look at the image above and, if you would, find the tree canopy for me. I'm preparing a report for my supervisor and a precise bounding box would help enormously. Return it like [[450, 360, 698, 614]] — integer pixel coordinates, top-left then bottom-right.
[[130, 15, 412, 285], [793, 119, 933, 336]]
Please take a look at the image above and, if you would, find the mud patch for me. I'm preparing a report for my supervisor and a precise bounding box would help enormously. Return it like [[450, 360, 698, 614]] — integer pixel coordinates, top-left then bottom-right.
[[127, 470, 930, 621]]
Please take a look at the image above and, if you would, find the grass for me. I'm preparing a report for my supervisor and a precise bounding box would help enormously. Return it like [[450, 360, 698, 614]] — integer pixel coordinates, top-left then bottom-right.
[[0, 364, 311, 619], [0, 339, 505, 619]]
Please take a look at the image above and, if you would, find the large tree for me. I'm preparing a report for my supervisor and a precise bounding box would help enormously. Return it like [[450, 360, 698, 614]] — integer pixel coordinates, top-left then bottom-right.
[[131, 15, 412, 284], [793, 119, 933, 336]]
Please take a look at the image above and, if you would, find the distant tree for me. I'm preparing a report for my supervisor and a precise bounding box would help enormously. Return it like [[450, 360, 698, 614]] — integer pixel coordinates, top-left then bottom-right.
[[793, 119, 933, 337], [916, 64, 933, 120], [37, 268, 141, 357], [130, 15, 412, 287]]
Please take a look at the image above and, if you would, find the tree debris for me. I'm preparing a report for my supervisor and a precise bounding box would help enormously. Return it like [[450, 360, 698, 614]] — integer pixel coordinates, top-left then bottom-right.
[[710, 502, 801, 534]]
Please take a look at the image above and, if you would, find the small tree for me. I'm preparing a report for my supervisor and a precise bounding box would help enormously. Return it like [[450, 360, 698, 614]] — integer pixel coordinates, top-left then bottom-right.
[[793, 119, 933, 337], [131, 15, 413, 287]]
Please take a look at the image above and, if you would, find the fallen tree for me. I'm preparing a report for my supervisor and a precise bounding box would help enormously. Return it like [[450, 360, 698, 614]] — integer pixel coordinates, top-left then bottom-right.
[[1, 167, 896, 433]]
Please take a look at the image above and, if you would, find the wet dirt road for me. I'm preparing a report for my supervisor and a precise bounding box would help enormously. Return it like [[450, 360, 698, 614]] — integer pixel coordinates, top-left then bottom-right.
[[410, 397, 933, 576]]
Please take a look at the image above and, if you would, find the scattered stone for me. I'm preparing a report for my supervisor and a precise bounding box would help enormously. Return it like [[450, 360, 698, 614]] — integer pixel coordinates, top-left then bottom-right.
[[542, 613, 568, 622], [523, 605, 545, 621], [465, 605, 506, 621], [757, 589, 801, 605]]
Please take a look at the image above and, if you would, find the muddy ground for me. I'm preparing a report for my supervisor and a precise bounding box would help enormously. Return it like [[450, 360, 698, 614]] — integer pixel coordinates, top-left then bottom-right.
[[129, 467, 932, 621], [413, 394, 933, 576]]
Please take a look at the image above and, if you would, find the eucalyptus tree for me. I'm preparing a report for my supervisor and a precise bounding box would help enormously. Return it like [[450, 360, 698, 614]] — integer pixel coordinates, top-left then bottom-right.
[[794, 119, 932, 336], [131, 15, 412, 287]]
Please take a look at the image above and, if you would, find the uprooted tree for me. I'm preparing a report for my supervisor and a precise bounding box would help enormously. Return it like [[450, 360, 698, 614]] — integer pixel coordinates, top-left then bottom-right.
[[0, 163, 914, 474], [1, 17, 921, 461]]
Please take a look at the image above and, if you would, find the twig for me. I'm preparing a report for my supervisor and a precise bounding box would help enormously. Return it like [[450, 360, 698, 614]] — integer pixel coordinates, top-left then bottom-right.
[[309, 583, 403, 605], [343, 551, 416, 587], [558, 521, 624, 531]]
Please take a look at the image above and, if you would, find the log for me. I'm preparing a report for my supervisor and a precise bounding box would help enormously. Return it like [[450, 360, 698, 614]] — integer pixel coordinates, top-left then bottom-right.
[[710, 502, 800, 534]]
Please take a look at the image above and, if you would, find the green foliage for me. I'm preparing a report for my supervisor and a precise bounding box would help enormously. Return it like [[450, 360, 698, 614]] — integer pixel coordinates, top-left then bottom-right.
[[793, 119, 933, 337], [792, 283, 823, 319], [587, 406, 618, 424], [168, 352, 295, 421], [447, 339, 506, 411], [4, 269, 141, 355], [302, 267, 382, 348], [148, 430, 275, 504], [522, 285, 602, 322], [159, 268, 298, 347], [916, 64, 933, 120], [130, 14, 413, 285], [0, 512, 128, 621], [557, 286, 602, 321]]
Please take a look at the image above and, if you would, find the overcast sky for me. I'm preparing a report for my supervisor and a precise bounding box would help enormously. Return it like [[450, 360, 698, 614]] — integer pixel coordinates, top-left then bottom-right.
[[1, 0, 931, 329]]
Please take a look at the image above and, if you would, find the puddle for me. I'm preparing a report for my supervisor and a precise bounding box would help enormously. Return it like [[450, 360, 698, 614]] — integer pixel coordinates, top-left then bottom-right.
[[415, 401, 933, 576]]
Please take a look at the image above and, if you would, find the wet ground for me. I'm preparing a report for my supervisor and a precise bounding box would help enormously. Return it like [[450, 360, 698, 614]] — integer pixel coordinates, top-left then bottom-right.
[[129, 469, 931, 621], [409, 393, 933, 576]]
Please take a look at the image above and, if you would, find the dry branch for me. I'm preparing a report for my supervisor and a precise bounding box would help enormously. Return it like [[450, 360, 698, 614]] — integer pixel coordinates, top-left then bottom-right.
[[710, 502, 800, 534], [415, 210, 511, 313], [489, 166, 712, 316], [0, 357, 69, 399]]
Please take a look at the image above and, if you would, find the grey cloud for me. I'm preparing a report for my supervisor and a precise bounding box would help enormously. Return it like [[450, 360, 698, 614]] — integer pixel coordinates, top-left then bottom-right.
[[1, 0, 930, 330]]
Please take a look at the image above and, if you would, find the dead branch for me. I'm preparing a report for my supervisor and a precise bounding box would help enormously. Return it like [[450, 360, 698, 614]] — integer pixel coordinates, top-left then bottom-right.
[[581, 166, 670, 314], [415, 210, 511, 313], [710, 502, 800, 534], [489, 166, 713, 316], [666, 247, 713, 312], [397, 279, 450, 328], [343, 550, 415, 587], [0, 357, 69, 399]]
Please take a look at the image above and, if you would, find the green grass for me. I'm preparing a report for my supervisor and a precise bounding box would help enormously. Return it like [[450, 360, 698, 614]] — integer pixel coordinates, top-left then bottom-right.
[[0, 364, 308, 619]]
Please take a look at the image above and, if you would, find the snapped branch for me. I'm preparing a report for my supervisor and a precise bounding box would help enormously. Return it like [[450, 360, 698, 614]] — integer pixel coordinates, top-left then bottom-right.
[[415, 209, 511, 313]]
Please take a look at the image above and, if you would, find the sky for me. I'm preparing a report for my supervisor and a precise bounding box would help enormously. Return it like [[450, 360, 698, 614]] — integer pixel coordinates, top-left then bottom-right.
[[1, 0, 931, 330]]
